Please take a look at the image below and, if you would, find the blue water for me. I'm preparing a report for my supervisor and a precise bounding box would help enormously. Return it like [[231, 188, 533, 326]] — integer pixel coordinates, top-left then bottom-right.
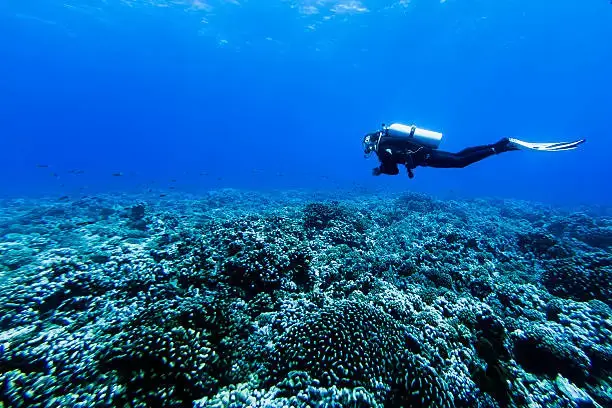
[[1, 0, 611, 204]]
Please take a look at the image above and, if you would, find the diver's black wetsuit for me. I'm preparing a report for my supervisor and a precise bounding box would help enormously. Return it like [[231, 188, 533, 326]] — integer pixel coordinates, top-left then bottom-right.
[[373, 135, 516, 177]]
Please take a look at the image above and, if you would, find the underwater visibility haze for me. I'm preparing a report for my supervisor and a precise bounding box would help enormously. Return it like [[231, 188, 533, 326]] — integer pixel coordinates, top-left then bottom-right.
[[1, 0, 611, 202], [1, 1, 612, 408]]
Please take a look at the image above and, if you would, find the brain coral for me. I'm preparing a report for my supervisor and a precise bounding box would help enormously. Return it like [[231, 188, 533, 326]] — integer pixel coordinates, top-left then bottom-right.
[[269, 300, 455, 407]]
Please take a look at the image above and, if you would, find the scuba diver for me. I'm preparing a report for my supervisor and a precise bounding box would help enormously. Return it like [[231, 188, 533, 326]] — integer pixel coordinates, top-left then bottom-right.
[[362, 123, 586, 178]]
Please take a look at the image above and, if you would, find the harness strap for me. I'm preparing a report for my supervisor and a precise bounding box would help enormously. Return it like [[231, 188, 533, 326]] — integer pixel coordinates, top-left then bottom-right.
[[403, 145, 423, 178], [409, 125, 416, 138]]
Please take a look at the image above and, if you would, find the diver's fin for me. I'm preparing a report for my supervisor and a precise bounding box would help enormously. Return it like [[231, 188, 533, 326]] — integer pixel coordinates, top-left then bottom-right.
[[508, 138, 586, 152]]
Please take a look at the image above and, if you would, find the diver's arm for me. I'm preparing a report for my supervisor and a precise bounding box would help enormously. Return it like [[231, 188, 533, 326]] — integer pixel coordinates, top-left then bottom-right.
[[373, 163, 400, 176], [381, 162, 400, 175], [374, 150, 400, 175]]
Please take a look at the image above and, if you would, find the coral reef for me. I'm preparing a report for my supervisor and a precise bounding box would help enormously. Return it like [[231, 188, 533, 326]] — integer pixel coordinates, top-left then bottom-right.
[[0, 189, 610, 407]]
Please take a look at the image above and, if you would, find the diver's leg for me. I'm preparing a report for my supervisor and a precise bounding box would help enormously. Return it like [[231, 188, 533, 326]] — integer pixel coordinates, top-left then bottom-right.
[[456, 138, 518, 155], [425, 139, 519, 168], [455, 145, 494, 155], [424, 148, 496, 168], [425, 138, 518, 168]]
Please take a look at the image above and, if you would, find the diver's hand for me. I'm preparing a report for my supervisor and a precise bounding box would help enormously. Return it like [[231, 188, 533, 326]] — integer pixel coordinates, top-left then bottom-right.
[[372, 167, 382, 176]]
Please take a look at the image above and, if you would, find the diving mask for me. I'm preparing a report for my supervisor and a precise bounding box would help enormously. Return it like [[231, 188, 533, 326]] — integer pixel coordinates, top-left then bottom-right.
[[362, 131, 382, 157]]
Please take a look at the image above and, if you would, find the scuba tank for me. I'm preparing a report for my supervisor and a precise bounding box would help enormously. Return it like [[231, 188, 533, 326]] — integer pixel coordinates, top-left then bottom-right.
[[385, 123, 443, 149]]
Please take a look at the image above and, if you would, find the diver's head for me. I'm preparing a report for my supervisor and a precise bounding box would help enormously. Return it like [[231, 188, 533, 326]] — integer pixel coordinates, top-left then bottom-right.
[[362, 131, 381, 157]]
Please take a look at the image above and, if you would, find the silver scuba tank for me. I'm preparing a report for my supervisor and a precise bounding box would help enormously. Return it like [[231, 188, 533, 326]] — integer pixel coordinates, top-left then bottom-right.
[[385, 123, 443, 149]]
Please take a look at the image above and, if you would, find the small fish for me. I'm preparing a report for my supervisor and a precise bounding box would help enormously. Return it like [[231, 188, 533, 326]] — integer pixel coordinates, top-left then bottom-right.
[[36, 164, 49, 168], [75, 220, 96, 226], [58, 195, 69, 201], [68, 169, 85, 175], [159, 194, 167, 197], [112, 172, 123, 177]]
